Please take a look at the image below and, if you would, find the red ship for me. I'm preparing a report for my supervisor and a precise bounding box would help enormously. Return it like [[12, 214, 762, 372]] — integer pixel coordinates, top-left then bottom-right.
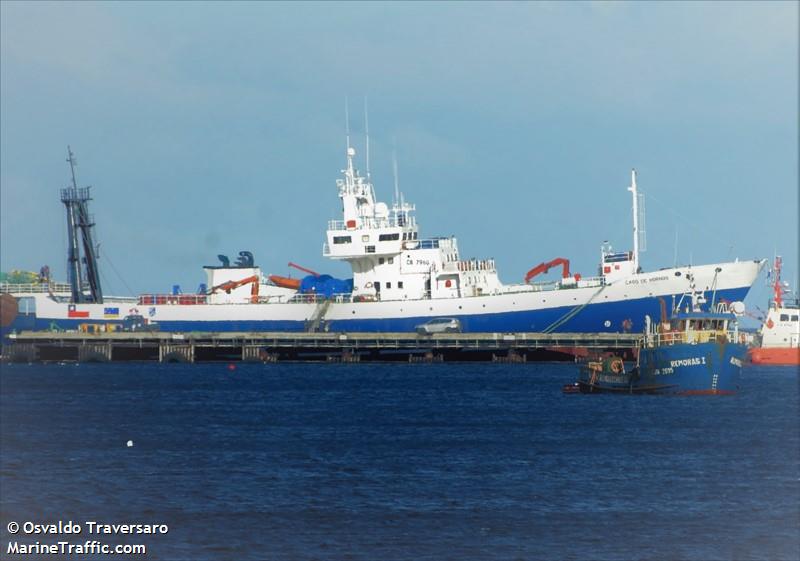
[[750, 256, 799, 366]]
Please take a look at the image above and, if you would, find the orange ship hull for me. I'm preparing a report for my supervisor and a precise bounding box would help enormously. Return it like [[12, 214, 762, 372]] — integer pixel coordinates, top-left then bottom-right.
[[749, 347, 800, 366]]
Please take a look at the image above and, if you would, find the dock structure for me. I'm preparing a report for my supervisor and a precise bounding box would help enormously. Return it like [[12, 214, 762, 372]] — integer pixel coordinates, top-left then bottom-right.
[[2, 331, 641, 364]]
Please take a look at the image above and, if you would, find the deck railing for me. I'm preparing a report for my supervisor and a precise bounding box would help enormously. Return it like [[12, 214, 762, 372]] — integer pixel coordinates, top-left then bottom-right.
[[644, 329, 737, 348], [327, 216, 417, 231], [0, 282, 72, 294]]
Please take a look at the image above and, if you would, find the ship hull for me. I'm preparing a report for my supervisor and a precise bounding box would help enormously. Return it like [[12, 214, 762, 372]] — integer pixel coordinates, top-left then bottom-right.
[[749, 347, 800, 366], [636, 341, 745, 394], [580, 341, 745, 395], [13, 287, 751, 335], [7, 261, 760, 335]]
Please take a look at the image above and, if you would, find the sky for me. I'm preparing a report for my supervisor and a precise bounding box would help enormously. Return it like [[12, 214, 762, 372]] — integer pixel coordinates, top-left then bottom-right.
[[1, 1, 797, 314]]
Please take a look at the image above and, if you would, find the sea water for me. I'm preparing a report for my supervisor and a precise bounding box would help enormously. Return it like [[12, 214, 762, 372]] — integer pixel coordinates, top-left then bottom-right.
[[1, 362, 797, 560]]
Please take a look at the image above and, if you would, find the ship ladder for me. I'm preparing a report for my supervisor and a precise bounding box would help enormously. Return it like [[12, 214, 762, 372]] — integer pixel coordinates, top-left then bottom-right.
[[542, 285, 607, 334], [307, 298, 332, 332]]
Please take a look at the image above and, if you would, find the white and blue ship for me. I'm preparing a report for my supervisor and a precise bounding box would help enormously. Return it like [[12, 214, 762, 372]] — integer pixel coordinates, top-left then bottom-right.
[[2, 144, 765, 334]]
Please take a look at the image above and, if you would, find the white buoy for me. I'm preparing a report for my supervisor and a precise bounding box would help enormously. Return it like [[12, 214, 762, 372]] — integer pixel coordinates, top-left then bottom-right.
[[126, 440, 134, 448]]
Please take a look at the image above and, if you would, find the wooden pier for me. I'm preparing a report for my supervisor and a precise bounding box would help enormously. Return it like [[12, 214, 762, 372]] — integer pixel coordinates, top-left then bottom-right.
[[2, 331, 642, 363]]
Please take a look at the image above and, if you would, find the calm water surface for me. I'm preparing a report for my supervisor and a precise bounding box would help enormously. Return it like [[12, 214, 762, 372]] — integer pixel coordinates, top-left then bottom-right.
[[1, 362, 798, 560]]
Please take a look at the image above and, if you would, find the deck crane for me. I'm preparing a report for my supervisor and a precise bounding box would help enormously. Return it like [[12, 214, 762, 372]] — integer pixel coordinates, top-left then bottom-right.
[[210, 275, 260, 303], [524, 258, 572, 284]]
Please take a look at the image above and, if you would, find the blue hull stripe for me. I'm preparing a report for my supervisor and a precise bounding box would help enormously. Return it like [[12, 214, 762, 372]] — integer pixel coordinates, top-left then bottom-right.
[[14, 288, 751, 334]]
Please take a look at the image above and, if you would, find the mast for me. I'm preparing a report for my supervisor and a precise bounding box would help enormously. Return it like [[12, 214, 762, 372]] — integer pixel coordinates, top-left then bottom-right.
[[344, 98, 355, 184], [64, 147, 83, 303], [61, 147, 103, 304], [364, 97, 371, 180], [392, 146, 400, 207], [773, 256, 783, 308], [628, 169, 639, 273]]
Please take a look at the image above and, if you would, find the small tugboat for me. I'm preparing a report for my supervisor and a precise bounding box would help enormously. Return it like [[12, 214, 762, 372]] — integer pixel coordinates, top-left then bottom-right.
[[576, 278, 747, 394]]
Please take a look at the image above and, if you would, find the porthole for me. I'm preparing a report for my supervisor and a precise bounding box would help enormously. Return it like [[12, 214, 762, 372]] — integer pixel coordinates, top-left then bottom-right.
[[674, 271, 682, 277]]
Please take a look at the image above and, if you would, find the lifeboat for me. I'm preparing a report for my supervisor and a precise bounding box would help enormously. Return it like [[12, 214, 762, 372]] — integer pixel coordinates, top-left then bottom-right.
[[268, 275, 301, 290]]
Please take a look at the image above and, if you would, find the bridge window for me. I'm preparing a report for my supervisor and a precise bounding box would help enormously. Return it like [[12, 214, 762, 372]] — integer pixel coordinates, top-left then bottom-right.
[[379, 233, 400, 241], [365, 246, 375, 254], [379, 258, 385, 265], [398, 281, 404, 289], [333, 236, 351, 244], [780, 314, 789, 321], [386, 282, 392, 289], [388, 257, 394, 264], [604, 252, 631, 263]]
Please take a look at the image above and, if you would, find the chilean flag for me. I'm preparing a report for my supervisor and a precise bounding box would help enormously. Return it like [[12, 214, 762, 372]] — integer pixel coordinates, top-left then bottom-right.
[[67, 304, 89, 318]]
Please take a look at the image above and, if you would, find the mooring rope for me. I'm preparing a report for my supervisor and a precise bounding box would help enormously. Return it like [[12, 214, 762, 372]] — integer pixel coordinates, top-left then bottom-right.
[[542, 284, 607, 334]]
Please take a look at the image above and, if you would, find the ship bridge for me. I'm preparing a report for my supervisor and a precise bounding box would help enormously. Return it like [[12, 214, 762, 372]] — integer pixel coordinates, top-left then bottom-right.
[[322, 145, 502, 302]]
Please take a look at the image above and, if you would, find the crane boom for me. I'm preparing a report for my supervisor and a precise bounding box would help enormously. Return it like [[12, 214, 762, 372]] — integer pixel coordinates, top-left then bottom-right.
[[210, 275, 260, 303], [524, 258, 571, 284], [288, 262, 320, 277]]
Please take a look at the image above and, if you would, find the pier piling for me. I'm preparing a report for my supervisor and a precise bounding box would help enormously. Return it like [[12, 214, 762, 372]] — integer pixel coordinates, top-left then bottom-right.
[[3, 331, 641, 364], [159, 344, 195, 363]]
